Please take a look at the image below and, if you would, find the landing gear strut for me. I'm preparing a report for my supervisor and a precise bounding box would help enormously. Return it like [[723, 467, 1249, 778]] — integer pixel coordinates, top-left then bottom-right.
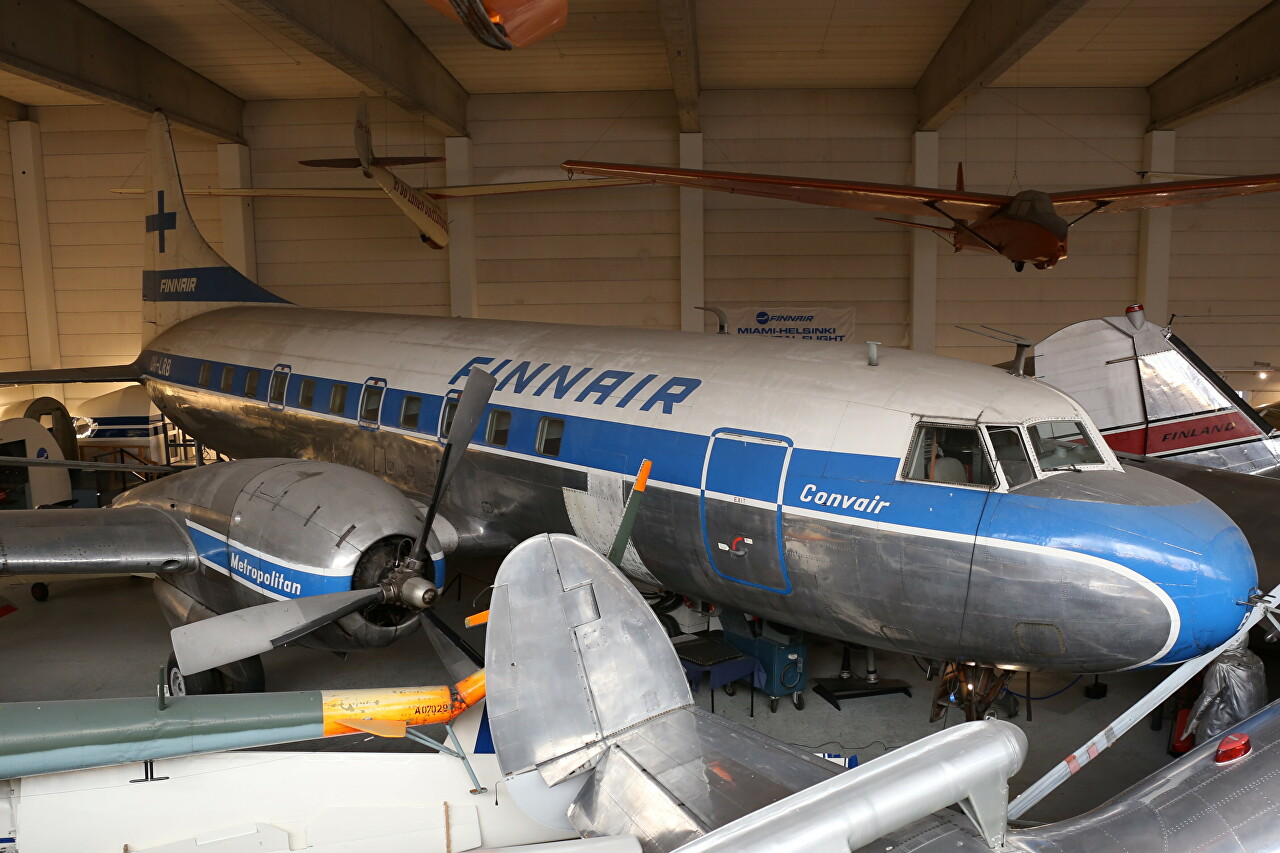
[[930, 662, 1015, 722]]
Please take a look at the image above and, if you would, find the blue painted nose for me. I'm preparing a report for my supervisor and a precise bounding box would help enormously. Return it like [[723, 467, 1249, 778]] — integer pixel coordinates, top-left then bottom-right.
[[972, 468, 1256, 671]]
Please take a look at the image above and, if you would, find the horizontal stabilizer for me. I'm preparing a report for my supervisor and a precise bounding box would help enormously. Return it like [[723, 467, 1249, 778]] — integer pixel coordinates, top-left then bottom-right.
[[0, 363, 138, 386], [300, 156, 445, 168]]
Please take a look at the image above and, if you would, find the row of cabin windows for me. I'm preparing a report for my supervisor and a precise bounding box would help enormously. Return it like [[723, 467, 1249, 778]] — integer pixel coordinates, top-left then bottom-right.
[[196, 361, 565, 457]]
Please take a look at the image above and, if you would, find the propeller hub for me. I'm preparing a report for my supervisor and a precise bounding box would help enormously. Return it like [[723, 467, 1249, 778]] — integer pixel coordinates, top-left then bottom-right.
[[398, 575, 439, 610]]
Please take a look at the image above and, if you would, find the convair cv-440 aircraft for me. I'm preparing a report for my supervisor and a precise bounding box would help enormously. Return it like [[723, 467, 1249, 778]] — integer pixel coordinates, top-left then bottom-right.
[[0, 113, 1259, 715]]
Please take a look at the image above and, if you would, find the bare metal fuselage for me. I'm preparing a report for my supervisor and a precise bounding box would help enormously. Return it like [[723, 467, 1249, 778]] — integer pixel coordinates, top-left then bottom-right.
[[138, 306, 1253, 673]]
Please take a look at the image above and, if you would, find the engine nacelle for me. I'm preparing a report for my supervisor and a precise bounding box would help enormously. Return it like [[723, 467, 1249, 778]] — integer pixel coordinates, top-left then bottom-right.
[[115, 458, 425, 652]]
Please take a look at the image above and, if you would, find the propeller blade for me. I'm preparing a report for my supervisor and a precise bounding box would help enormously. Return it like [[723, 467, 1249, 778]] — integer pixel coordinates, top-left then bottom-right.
[[421, 611, 485, 682], [608, 459, 652, 566], [171, 587, 382, 675], [411, 368, 496, 564]]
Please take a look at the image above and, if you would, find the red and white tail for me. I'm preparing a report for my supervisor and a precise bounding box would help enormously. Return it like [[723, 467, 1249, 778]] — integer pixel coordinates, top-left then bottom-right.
[[1036, 304, 1280, 475]]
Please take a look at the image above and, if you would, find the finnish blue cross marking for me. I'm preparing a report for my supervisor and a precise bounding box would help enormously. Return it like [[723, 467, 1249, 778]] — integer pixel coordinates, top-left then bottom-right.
[[145, 190, 177, 254]]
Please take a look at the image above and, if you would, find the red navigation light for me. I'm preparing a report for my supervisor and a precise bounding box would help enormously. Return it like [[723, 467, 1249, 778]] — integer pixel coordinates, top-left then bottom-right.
[[1126, 304, 1144, 313], [1215, 732, 1251, 764]]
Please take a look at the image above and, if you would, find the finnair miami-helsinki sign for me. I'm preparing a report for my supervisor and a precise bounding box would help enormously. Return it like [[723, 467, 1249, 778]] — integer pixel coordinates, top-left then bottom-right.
[[723, 306, 856, 342]]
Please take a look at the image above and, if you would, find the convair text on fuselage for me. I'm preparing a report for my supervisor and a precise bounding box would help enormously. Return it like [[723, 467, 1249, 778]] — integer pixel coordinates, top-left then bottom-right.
[[32, 112, 1261, 683]]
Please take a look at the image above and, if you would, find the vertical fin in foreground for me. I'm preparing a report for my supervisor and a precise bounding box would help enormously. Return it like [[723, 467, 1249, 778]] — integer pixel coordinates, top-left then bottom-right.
[[142, 111, 289, 344]]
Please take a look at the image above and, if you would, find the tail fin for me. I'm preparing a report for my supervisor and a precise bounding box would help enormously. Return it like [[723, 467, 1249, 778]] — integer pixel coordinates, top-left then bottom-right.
[[1037, 305, 1280, 474], [142, 111, 288, 344], [355, 91, 374, 173]]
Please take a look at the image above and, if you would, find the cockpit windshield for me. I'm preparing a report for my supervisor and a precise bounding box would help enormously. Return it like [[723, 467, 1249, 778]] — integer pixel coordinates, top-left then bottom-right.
[[1028, 420, 1105, 470]]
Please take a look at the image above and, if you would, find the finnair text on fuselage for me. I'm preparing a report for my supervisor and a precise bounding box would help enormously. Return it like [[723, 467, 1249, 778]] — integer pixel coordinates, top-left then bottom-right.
[[451, 356, 702, 414]]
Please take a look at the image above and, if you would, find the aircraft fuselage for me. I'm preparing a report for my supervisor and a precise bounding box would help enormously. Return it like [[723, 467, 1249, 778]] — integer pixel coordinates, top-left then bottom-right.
[[138, 306, 1255, 672]]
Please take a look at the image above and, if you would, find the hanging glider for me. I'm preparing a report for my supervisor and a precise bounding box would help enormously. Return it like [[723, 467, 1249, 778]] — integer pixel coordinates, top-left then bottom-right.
[[561, 160, 1280, 272]]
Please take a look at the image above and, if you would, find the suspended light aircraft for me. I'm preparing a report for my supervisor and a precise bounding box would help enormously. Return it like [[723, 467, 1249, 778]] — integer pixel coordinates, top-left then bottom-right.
[[561, 160, 1280, 272], [0, 113, 1260, 719]]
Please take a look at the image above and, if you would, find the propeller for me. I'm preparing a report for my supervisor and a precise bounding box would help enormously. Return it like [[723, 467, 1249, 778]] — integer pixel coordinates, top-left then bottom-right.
[[171, 368, 496, 676]]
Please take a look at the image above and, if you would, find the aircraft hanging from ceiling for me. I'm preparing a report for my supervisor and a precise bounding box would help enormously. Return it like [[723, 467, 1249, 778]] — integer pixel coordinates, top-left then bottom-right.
[[560, 160, 1280, 272], [422, 0, 567, 49], [0, 113, 1260, 719], [112, 93, 640, 248]]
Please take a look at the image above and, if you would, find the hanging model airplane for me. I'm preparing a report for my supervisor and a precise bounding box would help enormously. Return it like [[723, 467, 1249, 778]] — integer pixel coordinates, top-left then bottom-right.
[[0, 112, 1261, 720], [421, 0, 567, 49], [112, 93, 640, 249], [560, 160, 1280, 271]]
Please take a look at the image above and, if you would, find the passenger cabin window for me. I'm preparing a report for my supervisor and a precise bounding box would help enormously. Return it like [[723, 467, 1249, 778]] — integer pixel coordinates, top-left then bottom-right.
[[269, 371, 287, 406], [329, 384, 347, 416], [487, 410, 511, 447], [197, 362, 211, 388], [903, 424, 994, 487], [1028, 420, 1105, 470], [244, 369, 261, 399], [440, 399, 458, 438], [219, 366, 234, 394], [986, 426, 1035, 488], [359, 385, 384, 422], [298, 378, 315, 410], [537, 417, 565, 457], [400, 395, 421, 430]]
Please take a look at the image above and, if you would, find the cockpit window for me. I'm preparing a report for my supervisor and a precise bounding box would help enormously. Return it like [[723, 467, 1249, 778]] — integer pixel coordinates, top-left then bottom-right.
[[986, 426, 1036, 488], [904, 424, 994, 487], [1028, 420, 1105, 470]]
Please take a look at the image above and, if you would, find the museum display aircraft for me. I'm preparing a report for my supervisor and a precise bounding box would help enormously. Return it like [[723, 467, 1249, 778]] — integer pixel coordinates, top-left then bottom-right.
[[423, 0, 567, 49], [560, 160, 1280, 271], [113, 93, 640, 248], [0, 113, 1261, 717]]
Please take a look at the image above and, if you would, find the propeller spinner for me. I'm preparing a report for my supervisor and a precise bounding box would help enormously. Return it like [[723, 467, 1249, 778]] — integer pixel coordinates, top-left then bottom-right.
[[172, 369, 497, 676]]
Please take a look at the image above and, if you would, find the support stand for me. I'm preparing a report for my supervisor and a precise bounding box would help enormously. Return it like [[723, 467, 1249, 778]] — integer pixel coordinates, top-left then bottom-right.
[[129, 759, 169, 783], [405, 722, 488, 794], [930, 663, 1014, 722], [812, 645, 912, 710]]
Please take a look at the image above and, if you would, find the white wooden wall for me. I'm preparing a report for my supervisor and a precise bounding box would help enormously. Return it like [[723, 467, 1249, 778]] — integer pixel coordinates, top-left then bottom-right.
[[245, 98, 449, 313], [0, 120, 23, 380], [1169, 84, 1280, 403], [702, 90, 913, 345], [4, 86, 1280, 411], [470, 91, 679, 327]]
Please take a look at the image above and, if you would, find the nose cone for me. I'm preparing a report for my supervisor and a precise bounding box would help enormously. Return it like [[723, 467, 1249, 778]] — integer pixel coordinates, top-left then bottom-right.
[[972, 468, 1256, 671]]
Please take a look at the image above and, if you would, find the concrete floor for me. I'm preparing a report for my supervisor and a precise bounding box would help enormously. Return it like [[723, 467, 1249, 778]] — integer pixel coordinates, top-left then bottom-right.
[[0, 564, 1258, 827]]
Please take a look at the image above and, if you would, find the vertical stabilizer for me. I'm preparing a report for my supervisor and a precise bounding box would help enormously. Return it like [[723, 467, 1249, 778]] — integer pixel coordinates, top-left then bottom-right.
[[142, 111, 289, 343], [1037, 306, 1280, 474]]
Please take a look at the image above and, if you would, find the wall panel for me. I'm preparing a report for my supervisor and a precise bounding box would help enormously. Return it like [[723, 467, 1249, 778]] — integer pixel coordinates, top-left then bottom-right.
[[702, 89, 913, 346], [470, 91, 680, 329], [245, 98, 450, 315]]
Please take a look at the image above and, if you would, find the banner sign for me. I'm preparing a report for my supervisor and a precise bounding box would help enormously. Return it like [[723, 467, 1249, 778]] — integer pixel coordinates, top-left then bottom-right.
[[722, 307, 856, 342]]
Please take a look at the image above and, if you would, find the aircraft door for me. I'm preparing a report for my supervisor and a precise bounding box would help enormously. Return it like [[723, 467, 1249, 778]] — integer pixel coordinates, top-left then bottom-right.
[[268, 364, 290, 412], [700, 429, 792, 593], [358, 378, 387, 430]]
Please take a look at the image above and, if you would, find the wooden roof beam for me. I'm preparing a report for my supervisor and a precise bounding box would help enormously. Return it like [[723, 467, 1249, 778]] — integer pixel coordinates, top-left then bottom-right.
[[915, 0, 1085, 131], [224, 0, 468, 136], [658, 0, 701, 132], [1148, 0, 1280, 131], [0, 0, 242, 141]]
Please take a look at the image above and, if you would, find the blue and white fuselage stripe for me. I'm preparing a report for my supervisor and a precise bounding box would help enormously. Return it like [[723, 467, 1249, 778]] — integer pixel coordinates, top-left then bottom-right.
[[185, 521, 351, 600]]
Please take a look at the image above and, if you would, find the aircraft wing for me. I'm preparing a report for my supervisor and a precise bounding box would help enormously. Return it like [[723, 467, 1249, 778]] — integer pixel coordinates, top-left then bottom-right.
[[1049, 173, 1280, 216], [109, 177, 639, 201], [561, 161, 1011, 220]]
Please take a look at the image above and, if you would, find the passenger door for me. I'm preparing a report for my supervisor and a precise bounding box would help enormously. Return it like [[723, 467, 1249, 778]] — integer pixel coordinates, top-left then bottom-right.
[[700, 429, 793, 593]]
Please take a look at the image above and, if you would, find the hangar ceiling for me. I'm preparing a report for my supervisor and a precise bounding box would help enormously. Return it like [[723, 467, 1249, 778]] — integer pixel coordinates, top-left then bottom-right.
[[0, 0, 1275, 137]]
